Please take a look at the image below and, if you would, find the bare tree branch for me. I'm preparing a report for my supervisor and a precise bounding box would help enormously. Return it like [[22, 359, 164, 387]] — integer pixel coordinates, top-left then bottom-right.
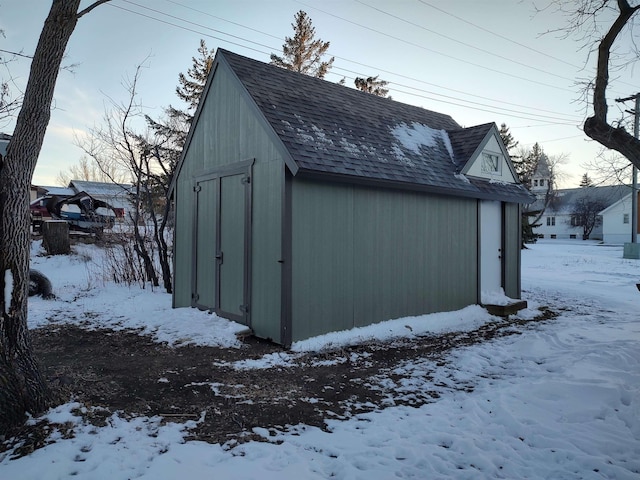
[[583, 0, 640, 168], [77, 0, 112, 19]]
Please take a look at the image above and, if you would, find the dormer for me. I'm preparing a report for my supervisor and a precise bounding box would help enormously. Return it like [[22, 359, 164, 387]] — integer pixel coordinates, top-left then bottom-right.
[[450, 123, 519, 184]]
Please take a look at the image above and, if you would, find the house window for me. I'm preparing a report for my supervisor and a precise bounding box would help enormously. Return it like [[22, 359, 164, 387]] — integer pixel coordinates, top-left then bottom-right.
[[539, 179, 545, 187], [481, 152, 501, 174], [547, 216, 555, 226], [623, 213, 630, 224], [550, 234, 557, 239], [533, 179, 539, 187], [570, 234, 577, 239]]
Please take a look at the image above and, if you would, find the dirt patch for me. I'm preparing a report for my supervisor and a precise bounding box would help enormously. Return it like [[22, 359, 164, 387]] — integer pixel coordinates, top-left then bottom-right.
[[6, 308, 557, 454]]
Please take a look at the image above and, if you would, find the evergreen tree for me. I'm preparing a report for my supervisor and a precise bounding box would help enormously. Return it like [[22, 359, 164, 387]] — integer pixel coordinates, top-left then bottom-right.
[[176, 39, 214, 112], [147, 39, 214, 179], [354, 75, 389, 97], [498, 123, 519, 157], [513, 142, 547, 189], [516, 143, 558, 247], [579, 172, 594, 187], [270, 10, 334, 79]]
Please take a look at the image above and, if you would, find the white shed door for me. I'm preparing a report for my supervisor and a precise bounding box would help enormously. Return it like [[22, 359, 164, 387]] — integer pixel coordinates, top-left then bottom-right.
[[480, 200, 502, 300]]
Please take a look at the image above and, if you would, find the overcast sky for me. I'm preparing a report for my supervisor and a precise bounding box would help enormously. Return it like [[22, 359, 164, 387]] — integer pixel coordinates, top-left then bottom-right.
[[1, 0, 637, 187]]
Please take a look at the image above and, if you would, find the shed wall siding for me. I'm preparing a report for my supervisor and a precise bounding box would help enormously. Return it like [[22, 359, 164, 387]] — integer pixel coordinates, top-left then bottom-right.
[[173, 182, 193, 306], [291, 179, 478, 342], [502, 202, 521, 299], [173, 62, 283, 341]]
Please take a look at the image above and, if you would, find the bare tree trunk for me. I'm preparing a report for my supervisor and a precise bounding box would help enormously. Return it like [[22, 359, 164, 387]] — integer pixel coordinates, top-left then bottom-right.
[[156, 201, 173, 293], [583, 0, 640, 168], [0, 0, 109, 434], [131, 176, 159, 287]]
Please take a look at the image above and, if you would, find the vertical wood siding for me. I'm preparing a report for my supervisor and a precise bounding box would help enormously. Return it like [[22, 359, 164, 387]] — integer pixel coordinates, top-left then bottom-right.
[[173, 62, 283, 341], [291, 179, 478, 342]]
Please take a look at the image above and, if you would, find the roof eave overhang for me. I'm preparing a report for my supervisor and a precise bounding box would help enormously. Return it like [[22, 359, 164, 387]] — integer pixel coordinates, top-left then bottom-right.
[[294, 168, 535, 204]]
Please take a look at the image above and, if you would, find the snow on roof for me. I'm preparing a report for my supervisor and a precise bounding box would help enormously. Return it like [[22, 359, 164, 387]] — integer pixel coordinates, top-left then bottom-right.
[[69, 180, 135, 197], [390, 122, 453, 160], [40, 186, 76, 196]]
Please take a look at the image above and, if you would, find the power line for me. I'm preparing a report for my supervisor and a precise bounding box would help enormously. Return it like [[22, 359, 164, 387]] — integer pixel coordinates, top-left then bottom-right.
[[107, 3, 273, 56], [332, 65, 581, 122], [355, 0, 578, 85], [389, 85, 580, 125], [417, 0, 638, 93], [126, 0, 584, 121], [120, 0, 276, 51], [296, 0, 576, 93], [162, 0, 283, 41], [109, 0, 584, 125], [0, 49, 33, 59], [417, 0, 580, 69]]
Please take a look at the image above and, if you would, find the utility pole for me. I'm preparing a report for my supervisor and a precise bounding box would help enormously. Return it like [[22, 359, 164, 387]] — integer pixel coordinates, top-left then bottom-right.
[[615, 93, 639, 244]]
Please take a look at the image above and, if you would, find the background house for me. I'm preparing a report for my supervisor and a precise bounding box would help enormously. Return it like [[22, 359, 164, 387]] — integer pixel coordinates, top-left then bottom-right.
[[67, 180, 136, 218], [171, 50, 532, 346], [33, 180, 134, 217], [532, 185, 630, 240], [599, 191, 640, 244]]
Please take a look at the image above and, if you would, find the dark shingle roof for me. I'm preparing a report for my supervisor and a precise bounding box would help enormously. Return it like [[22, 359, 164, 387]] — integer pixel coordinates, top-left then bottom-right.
[[219, 50, 532, 203], [448, 123, 493, 168], [531, 185, 632, 214]]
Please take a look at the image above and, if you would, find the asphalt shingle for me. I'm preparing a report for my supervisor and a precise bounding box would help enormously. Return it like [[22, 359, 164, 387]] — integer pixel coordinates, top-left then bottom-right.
[[219, 50, 532, 203]]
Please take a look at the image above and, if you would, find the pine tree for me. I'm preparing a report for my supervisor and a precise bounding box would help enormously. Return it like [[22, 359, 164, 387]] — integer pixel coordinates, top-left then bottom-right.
[[579, 172, 594, 187], [498, 123, 519, 157], [512, 142, 547, 189], [176, 39, 214, 112], [150, 39, 214, 175], [354, 75, 389, 97], [516, 142, 558, 247], [270, 10, 334, 79]]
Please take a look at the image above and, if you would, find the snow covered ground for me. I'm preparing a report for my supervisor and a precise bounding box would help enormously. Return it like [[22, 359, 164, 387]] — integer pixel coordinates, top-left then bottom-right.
[[1, 239, 639, 479]]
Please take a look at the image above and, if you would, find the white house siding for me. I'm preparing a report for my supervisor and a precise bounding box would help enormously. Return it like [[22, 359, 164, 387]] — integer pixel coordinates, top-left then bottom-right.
[[600, 194, 636, 244], [531, 186, 632, 241], [535, 213, 589, 240]]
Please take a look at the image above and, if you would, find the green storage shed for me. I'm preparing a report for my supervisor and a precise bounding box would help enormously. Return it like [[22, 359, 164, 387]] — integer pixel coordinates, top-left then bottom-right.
[[170, 49, 533, 346]]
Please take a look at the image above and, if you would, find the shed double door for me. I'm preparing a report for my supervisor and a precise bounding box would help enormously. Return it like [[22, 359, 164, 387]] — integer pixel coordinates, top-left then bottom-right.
[[193, 161, 252, 325]]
